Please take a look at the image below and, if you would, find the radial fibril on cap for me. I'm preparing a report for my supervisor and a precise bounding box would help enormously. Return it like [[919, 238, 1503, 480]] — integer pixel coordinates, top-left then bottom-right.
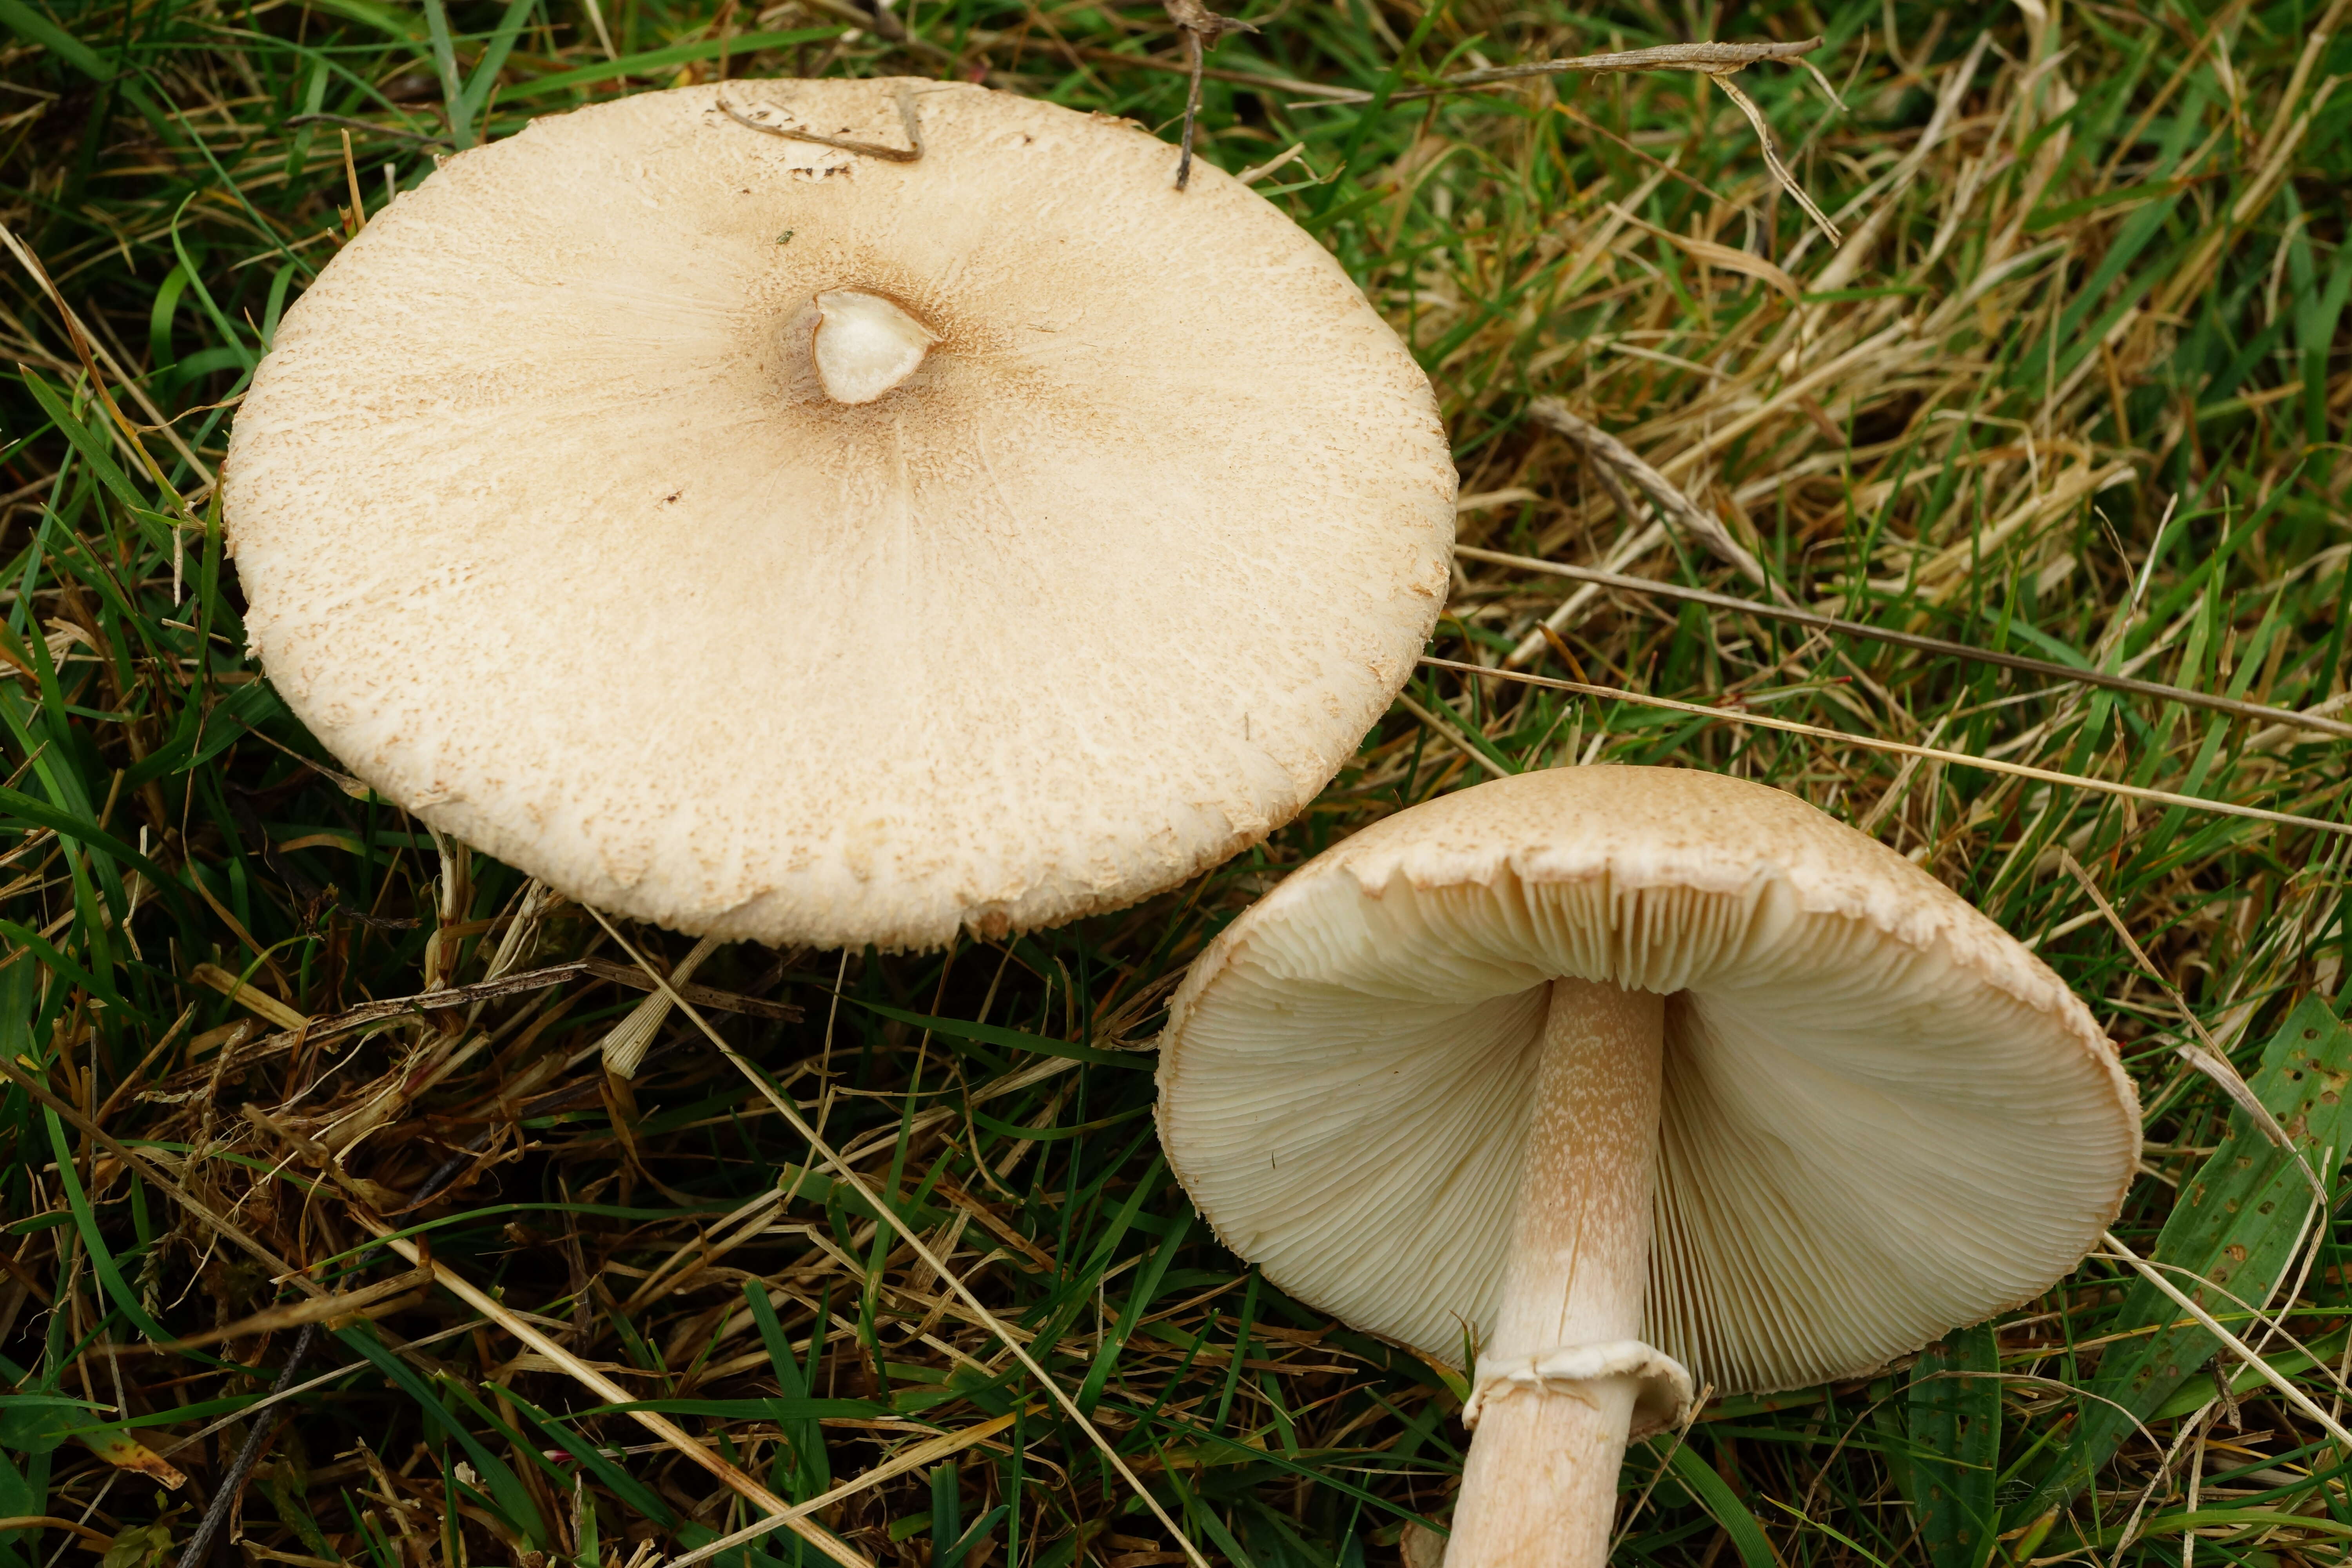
[[223, 80, 1455, 952], [1156, 766, 2138, 1565]]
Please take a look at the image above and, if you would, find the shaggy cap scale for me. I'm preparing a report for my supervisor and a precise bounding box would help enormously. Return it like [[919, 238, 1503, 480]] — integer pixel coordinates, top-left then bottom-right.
[[1156, 766, 2140, 1396], [224, 80, 1455, 949]]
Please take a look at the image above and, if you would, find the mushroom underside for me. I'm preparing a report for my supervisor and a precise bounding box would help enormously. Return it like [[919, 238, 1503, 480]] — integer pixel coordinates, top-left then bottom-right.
[[1159, 869, 2138, 1396]]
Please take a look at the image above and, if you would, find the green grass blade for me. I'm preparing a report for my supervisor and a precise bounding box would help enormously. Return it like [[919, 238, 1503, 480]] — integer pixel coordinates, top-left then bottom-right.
[[1077, 1209, 1193, 1414], [0, 0, 104, 78], [505, 28, 842, 100], [330, 1325, 545, 1546], [454, 0, 539, 132], [1664, 1441, 1776, 1568], [420, 0, 472, 148], [40, 1108, 170, 1342], [1907, 1324, 1999, 1568], [17, 373, 145, 511], [848, 998, 1145, 1070], [2023, 996, 2352, 1517]]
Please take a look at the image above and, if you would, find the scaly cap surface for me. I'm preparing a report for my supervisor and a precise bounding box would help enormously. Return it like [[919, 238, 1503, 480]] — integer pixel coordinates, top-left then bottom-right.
[[225, 80, 1455, 948]]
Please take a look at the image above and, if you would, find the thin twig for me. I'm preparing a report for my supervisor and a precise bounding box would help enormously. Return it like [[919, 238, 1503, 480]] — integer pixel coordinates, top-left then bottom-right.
[[169, 1325, 320, 1568], [1306, 35, 1824, 105], [1526, 400, 1776, 590], [1453, 546, 2352, 740], [283, 113, 450, 145], [1416, 657, 2352, 838], [712, 83, 923, 161], [1161, 0, 1256, 189]]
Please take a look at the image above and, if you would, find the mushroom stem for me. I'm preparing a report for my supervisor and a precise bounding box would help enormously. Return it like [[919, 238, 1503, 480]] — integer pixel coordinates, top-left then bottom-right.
[[1449, 978, 1664, 1568]]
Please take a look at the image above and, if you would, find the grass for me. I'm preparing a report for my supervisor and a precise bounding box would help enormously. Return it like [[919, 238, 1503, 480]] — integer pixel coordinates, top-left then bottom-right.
[[1, 0, 2350, 1563]]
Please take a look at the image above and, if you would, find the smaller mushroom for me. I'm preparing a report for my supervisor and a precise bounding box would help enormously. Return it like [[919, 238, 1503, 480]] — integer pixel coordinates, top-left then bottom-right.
[[1156, 766, 2140, 1566]]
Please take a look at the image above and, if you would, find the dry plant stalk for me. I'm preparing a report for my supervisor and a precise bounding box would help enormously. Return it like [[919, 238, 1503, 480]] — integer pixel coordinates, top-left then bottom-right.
[[1321, 35, 1831, 102], [2097, 1230, 2352, 1452], [1525, 399, 1775, 592], [1161, 0, 1258, 189], [1455, 545, 2352, 741], [351, 1211, 877, 1568], [600, 933, 723, 1077], [1313, 36, 1843, 240], [2058, 851, 2323, 1201], [662, 1409, 1030, 1568], [1419, 659, 2352, 841]]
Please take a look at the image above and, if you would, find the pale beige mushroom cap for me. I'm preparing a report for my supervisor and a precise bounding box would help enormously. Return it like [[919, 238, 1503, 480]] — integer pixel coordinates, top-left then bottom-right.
[[224, 80, 1455, 949], [1156, 766, 2140, 1396]]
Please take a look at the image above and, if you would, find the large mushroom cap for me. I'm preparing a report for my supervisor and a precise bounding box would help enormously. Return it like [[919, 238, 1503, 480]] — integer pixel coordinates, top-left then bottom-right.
[[224, 80, 1455, 950], [1156, 766, 2140, 1396]]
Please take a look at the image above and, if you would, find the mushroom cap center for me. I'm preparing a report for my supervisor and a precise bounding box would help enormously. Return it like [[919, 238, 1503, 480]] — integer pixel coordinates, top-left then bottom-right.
[[811, 289, 936, 405]]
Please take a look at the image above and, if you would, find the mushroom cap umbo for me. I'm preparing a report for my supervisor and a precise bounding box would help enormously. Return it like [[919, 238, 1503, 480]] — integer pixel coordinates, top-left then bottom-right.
[[1156, 766, 2140, 1396], [223, 80, 1455, 951]]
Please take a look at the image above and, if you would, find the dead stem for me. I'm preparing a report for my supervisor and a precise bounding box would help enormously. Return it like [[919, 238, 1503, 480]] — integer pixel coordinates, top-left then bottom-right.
[[1161, 0, 1257, 189], [1307, 36, 1844, 241]]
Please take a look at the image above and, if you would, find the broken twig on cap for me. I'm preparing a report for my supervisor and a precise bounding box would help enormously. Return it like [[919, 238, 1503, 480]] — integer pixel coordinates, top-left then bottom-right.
[[713, 83, 924, 162], [1163, 0, 1258, 189]]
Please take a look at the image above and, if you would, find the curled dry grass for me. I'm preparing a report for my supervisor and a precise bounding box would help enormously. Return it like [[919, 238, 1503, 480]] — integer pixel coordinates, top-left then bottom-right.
[[1, 0, 2350, 1565]]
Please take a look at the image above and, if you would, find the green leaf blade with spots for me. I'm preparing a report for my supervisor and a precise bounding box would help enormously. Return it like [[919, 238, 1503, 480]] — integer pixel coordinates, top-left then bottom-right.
[[2021, 996, 2352, 1521], [1909, 1323, 1999, 1568]]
